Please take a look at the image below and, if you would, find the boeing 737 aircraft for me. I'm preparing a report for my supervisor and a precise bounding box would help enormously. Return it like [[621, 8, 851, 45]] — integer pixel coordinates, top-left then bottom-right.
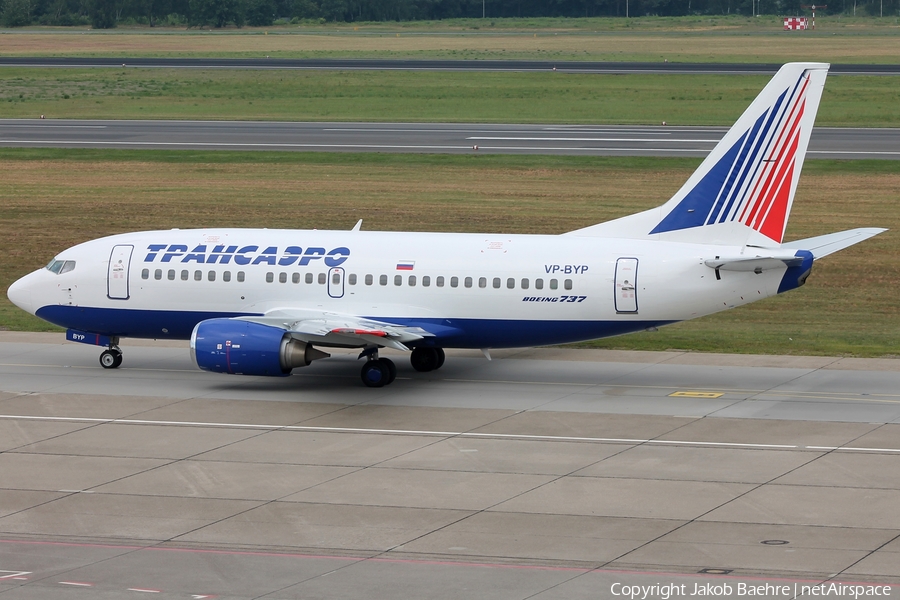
[[7, 63, 885, 387]]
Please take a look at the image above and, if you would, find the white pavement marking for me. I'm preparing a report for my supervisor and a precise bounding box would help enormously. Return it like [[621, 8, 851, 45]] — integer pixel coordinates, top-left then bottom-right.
[[467, 136, 719, 143], [4, 412, 897, 452], [0, 571, 31, 580], [1, 125, 107, 129], [59, 581, 93, 586], [0, 140, 473, 150]]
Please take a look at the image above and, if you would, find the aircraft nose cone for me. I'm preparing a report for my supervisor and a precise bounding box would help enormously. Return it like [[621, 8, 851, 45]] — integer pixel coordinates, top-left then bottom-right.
[[7, 271, 40, 315]]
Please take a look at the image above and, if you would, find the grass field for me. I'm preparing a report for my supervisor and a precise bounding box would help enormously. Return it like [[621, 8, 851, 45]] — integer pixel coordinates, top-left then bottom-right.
[[3, 68, 900, 126], [2, 17, 899, 63], [1, 150, 896, 357]]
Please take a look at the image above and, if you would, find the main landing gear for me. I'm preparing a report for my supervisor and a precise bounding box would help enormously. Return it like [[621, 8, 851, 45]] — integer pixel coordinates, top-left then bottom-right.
[[359, 347, 446, 388], [99, 338, 123, 369], [410, 347, 445, 372], [360, 353, 397, 388]]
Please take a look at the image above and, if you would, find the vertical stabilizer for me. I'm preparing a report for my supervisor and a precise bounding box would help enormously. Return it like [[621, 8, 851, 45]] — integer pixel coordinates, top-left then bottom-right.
[[567, 63, 829, 246]]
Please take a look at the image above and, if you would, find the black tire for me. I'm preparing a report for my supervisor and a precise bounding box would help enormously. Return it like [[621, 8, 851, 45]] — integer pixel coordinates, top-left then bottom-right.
[[378, 358, 397, 384], [434, 348, 445, 370], [410, 347, 440, 372], [100, 349, 121, 369], [361, 360, 389, 388]]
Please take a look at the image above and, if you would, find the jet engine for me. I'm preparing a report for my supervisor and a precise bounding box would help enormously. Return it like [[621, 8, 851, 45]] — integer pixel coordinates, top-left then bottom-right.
[[190, 318, 329, 377]]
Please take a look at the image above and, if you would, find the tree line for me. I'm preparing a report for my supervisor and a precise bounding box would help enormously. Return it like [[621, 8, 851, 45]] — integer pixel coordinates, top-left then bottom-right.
[[1, 0, 894, 30]]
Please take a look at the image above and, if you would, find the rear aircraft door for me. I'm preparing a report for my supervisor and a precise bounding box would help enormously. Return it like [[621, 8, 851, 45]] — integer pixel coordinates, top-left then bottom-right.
[[107, 244, 134, 300], [327, 267, 345, 299], [614, 257, 639, 313]]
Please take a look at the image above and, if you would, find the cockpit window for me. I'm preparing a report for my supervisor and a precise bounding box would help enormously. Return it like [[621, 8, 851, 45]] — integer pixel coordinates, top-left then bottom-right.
[[45, 260, 75, 275]]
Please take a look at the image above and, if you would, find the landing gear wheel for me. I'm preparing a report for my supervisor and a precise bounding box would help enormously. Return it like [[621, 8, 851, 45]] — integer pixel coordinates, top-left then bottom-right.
[[361, 360, 390, 388], [100, 349, 122, 369], [411, 347, 444, 372], [378, 358, 397, 384]]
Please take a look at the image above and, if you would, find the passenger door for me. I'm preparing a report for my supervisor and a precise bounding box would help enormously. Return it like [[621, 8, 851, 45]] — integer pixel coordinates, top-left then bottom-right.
[[107, 244, 134, 300], [614, 257, 639, 313]]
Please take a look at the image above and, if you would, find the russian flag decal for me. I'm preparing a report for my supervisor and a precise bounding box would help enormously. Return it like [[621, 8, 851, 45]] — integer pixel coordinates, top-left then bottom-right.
[[396, 261, 415, 271]]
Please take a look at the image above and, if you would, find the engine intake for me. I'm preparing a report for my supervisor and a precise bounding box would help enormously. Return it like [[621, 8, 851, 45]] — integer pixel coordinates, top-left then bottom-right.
[[190, 319, 329, 377]]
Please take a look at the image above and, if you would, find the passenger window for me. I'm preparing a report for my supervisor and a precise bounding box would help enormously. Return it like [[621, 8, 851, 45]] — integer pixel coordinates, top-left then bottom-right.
[[237, 271, 245, 282], [292, 272, 300, 284], [349, 274, 357, 285], [318, 273, 326, 285], [306, 273, 313, 284], [507, 278, 515, 289], [394, 275, 402, 286], [266, 272, 274, 283], [479, 277, 487, 288], [168, 269, 175, 281], [332, 272, 340, 284], [181, 270, 189, 281], [141, 268, 149, 280], [380, 274, 388, 286], [521, 278, 529, 290], [409, 275, 416, 287], [60, 261, 76, 275], [535, 278, 544, 290], [492, 277, 501, 289], [436, 276, 444, 287], [154, 269, 162, 280], [194, 270, 202, 281], [365, 274, 373, 286], [422, 276, 430, 287], [550, 279, 558, 290], [464, 277, 472, 288], [279, 272, 287, 283], [564, 279, 573, 290], [451, 276, 459, 288], [209, 271, 216, 282], [223, 271, 232, 282]]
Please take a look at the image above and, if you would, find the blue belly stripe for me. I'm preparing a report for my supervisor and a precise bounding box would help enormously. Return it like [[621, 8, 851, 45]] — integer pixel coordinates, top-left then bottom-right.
[[35, 305, 674, 349]]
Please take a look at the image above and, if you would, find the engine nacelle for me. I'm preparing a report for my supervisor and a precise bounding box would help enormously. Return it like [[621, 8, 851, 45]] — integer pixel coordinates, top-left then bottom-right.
[[190, 319, 329, 377]]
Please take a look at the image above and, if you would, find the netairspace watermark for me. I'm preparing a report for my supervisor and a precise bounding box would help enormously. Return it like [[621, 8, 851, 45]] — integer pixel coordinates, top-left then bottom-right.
[[610, 582, 894, 599]]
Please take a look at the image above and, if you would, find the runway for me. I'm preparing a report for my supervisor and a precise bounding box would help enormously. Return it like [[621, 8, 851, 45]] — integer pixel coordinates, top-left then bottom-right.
[[2, 57, 899, 75], [0, 332, 898, 599], [2, 120, 898, 159]]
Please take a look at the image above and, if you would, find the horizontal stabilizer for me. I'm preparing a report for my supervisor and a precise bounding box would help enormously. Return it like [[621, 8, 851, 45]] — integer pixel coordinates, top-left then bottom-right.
[[705, 253, 803, 272], [781, 227, 887, 259]]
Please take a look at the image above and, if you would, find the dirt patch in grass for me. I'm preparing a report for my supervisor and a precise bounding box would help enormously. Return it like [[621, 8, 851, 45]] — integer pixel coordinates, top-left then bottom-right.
[[2, 30, 899, 63]]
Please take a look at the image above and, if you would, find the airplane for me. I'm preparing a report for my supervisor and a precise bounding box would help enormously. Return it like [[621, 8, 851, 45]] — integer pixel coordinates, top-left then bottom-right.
[[7, 62, 886, 388]]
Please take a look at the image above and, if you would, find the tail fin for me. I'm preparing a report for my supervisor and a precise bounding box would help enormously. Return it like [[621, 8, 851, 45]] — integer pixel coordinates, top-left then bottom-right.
[[567, 63, 829, 246]]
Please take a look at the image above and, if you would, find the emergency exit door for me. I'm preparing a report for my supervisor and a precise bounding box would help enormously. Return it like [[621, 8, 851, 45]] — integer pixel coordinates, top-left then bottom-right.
[[614, 257, 639, 313], [328, 267, 345, 299], [107, 244, 134, 300]]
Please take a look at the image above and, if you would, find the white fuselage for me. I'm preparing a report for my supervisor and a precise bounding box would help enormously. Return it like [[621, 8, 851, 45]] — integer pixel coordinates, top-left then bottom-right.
[[10, 228, 788, 348]]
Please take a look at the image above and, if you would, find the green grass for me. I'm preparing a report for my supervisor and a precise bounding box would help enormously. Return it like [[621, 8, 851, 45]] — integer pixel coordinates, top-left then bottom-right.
[[1, 150, 897, 357], [2, 68, 900, 126]]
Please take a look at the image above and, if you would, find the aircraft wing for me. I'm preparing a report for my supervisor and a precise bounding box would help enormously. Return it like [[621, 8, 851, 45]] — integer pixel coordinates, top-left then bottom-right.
[[236, 309, 434, 351], [780, 227, 888, 259]]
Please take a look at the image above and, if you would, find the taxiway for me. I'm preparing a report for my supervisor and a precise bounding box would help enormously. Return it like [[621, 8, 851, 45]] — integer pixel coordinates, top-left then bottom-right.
[[0, 332, 898, 598]]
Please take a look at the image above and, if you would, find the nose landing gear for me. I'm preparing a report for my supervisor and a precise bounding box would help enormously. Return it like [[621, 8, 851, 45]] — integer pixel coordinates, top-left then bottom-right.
[[99, 339, 123, 369]]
